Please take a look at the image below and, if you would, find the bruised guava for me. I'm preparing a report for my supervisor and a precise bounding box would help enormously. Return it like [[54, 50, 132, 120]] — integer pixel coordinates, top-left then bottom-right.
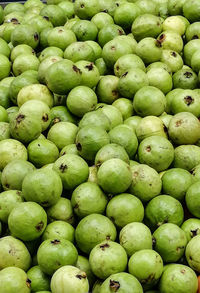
[[181, 218, 200, 242], [42, 221, 75, 243], [75, 255, 96, 287]]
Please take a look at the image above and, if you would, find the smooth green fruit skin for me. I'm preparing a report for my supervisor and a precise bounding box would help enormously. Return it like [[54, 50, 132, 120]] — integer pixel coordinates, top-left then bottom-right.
[[0, 267, 31, 293], [100, 272, 143, 293], [186, 181, 200, 218], [181, 218, 200, 242], [0, 190, 23, 223], [75, 255, 96, 287], [46, 197, 74, 225], [0, 236, 31, 271], [42, 221, 75, 243], [27, 266, 50, 292]]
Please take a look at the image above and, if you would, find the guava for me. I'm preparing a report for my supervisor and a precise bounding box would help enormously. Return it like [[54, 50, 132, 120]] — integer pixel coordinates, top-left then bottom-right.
[[0, 267, 31, 293], [60, 144, 79, 157], [48, 27, 76, 50], [190, 164, 200, 182], [153, 223, 187, 263], [89, 241, 127, 280], [39, 46, 63, 62], [112, 98, 134, 120], [67, 86, 97, 117], [145, 195, 184, 231], [75, 213, 117, 254], [11, 24, 39, 49], [186, 181, 200, 218], [119, 222, 152, 256], [100, 272, 143, 293], [157, 31, 183, 53], [8, 202, 47, 241], [91, 12, 114, 30], [118, 68, 148, 98], [132, 14, 162, 41], [58, 1, 75, 19], [26, 14, 53, 34], [27, 266, 50, 292], [161, 50, 183, 73], [9, 112, 42, 144], [71, 182, 108, 218], [106, 193, 144, 228], [50, 105, 77, 126], [161, 168, 193, 201], [40, 5, 66, 26], [0, 86, 10, 109], [12, 54, 40, 76], [46, 197, 74, 225], [45, 60, 81, 95], [38, 55, 63, 84], [75, 60, 100, 88], [0, 139, 27, 170], [114, 54, 145, 78], [74, 0, 100, 19], [184, 39, 200, 66], [72, 20, 98, 42], [181, 218, 200, 242], [168, 0, 186, 15], [75, 255, 96, 287], [42, 221, 75, 243], [173, 145, 200, 170], [183, 0, 200, 22], [0, 105, 8, 122], [50, 265, 89, 293], [0, 76, 15, 88], [64, 41, 95, 62], [135, 0, 158, 14], [0, 122, 10, 140], [98, 24, 125, 47], [173, 68, 198, 89], [147, 67, 173, 94], [146, 61, 171, 74], [17, 84, 53, 108], [24, 0, 44, 10], [168, 112, 200, 145], [0, 37, 10, 58], [109, 125, 138, 158], [99, 104, 123, 129], [114, 2, 141, 30], [37, 239, 78, 275], [23, 167, 62, 206], [128, 249, 163, 290], [0, 54, 11, 81], [53, 154, 89, 190], [159, 264, 198, 293], [92, 280, 103, 293], [163, 15, 186, 35], [129, 164, 162, 202], [78, 109, 111, 131], [0, 236, 31, 271]]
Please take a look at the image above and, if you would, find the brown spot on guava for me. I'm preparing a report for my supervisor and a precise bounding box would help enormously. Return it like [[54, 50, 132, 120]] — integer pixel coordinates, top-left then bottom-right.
[[106, 235, 111, 240], [146, 145, 151, 152], [80, 3, 85, 8], [38, 144, 40, 147], [35, 221, 44, 231], [184, 72, 193, 78], [192, 35, 199, 39], [53, 117, 61, 124], [157, 34, 166, 46], [11, 18, 19, 24], [122, 71, 128, 77], [85, 63, 94, 71], [190, 256, 193, 260], [73, 65, 81, 74], [42, 113, 49, 122], [111, 46, 116, 50], [112, 90, 118, 97], [180, 269, 186, 274], [155, 40, 162, 48], [26, 279, 31, 288], [175, 120, 182, 127], [133, 171, 138, 177], [176, 246, 185, 252], [16, 114, 25, 124], [59, 163, 67, 173], [34, 33, 39, 41], [110, 280, 120, 292], [43, 16, 49, 21], [74, 203, 79, 209], [58, 29, 63, 33], [191, 229, 199, 237], [118, 29, 124, 35], [184, 96, 194, 106], [5, 183, 9, 188], [76, 273, 87, 279], [141, 273, 156, 284], [100, 243, 110, 250], [171, 51, 177, 57], [116, 65, 119, 71], [76, 143, 82, 151], [51, 239, 60, 245]]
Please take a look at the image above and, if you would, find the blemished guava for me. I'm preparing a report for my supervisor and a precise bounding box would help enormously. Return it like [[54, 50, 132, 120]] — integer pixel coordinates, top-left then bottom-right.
[[11, 24, 39, 49], [40, 4, 66, 26], [42, 221, 75, 243], [71, 182, 108, 218], [48, 27, 77, 50], [75, 213, 117, 254], [0, 236, 31, 271], [0, 190, 23, 223], [37, 239, 78, 276], [27, 265, 50, 292], [0, 267, 31, 293], [38, 55, 63, 85], [49, 105, 77, 126], [181, 218, 200, 242], [46, 197, 74, 225], [74, 0, 100, 19], [119, 222, 152, 257], [50, 265, 89, 293], [112, 98, 134, 120], [75, 60, 100, 88], [39, 46, 63, 62], [100, 272, 143, 293], [53, 154, 89, 190], [8, 202, 47, 241], [99, 104, 123, 129], [22, 168, 62, 207], [159, 264, 198, 293], [75, 255, 96, 287], [60, 144, 79, 157], [173, 145, 200, 170]]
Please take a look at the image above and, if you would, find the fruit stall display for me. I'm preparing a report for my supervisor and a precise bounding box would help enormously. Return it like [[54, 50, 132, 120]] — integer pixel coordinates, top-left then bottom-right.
[[1, 0, 200, 292]]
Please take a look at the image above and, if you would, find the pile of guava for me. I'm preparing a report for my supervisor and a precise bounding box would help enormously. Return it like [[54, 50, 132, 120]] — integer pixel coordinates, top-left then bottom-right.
[[1, 0, 200, 292]]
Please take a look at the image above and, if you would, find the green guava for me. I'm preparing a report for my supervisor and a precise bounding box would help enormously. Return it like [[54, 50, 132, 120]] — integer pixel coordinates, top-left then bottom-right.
[[159, 264, 198, 293], [0, 37, 10, 58], [96, 75, 119, 104], [146, 61, 171, 74], [37, 239, 78, 275], [46, 197, 74, 225], [64, 42, 95, 62], [99, 104, 123, 129], [39, 46, 63, 62], [40, 5, 66, 26], [0, 236, 31, 271], [114, 54, 145, 77], [11, 24, 39, 49], [91, 12, 114, 30], [48, 27, 76, 50], [89, 241, 127, 280], [161, 50, 183, 73], [0, 267, 31, 293], [0, 122, 10, 140], [128, 249, 163, 290], [42, 221, 75, 243], [72, 20, 98, 41], [71, 182, 108, 218], [153, 223, 187, 263], [181, 218, 200, 242], [119, 222, 152, 256], [163, 16, 186, 35], [28, 15, 53, 34], [75, 255, 96, 287], [161, 168, 193, 201], [114, 2, 141, 30], [8, 202, 47, 241], [78, 109, 111, 131], [0, 139, 27, 170], [186, 181, 200, 218], [145, 195, 184, 231], [50, 265, 89, 293], [98, 24, 125, 47], [0, 86, 10, 109], [136, 37, 162, 64], [100, 272, 143, 293], [50, 106, 77, 126], [190, 164, 200, 182], [173, 68, 198, 89], [92, 280, 103, 293], [147, 67, 173, 94], [157, 31, 183, 53], [85, 40, 102, 60], [0, 54, 11, 81], [106, 193, 144, 228], [38, 55, 63, 84], [67, 86, 97, 117], [75, 60, 100, 88], [58, 1, 75, 19], [53, 154, 89, 190], [0, 105, 8, 122], [0, 189, 23, 223], [27, 266, 50, 292], [12, 54, 40, 76], [60, 144, 79, 157], [75, 213, 117, 254], [183, 0, 200, 22], [173, 145, 200, 170], [112, 98, 134, 120], [74, 0, 100, 19]]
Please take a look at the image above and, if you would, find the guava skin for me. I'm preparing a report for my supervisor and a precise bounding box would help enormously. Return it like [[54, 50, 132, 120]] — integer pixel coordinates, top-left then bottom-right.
[[50, 265, 89, 293], [0, 236, 31, 271], [46, 197, 74, 225], [75, 255, 96, 287], [186, 181, 200, 218], [173, 145, 200, 171], [0, 267, 31, 293], [42, 221, 75, 243], [119, 222, 152, 257], [89, 241, 128, 280], [37, 239, 78, 276], [27, 266, 50, 292], [181, 218, 200, 242], [0, 190, 23, 223], [75, 213, 117, 254]]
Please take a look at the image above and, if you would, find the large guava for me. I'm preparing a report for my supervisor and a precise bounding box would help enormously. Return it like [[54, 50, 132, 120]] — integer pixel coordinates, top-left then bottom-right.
[[42, 221, 74, 243]]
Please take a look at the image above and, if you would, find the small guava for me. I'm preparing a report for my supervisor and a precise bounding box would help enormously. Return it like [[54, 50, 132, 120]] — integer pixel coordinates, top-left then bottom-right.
[[96, 74, 119, 104], [46, 197, 74, 225], [181, 218, 200, 242], [12, 54, 40, 76], [75, 255, 96, 287], [112, 98, 134, 120], [78, 109, 111, 131], [38, 55, 63, 85], [147, 67, 173, 94], [0, 190, 23, 223], [42, 221, 74, 244], [173, 145, 200, 170], [27, 266, 50, 292], [75, 60, 100, 88]]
